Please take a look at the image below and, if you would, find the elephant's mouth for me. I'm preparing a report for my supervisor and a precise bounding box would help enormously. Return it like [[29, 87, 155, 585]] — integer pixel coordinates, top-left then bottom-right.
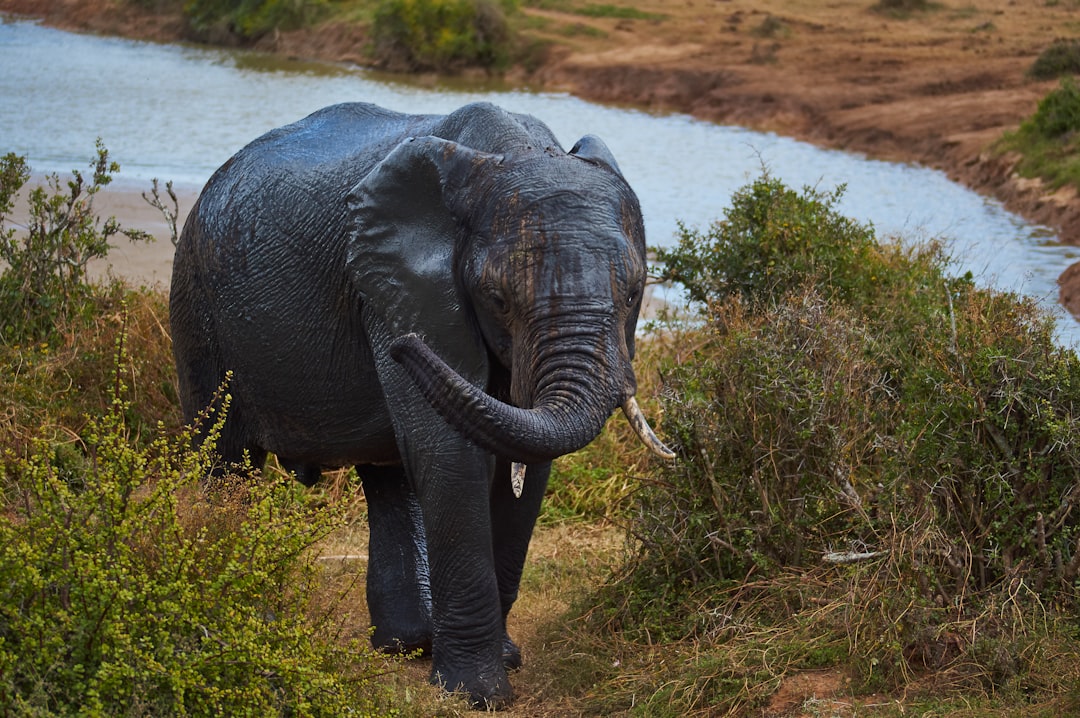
[[389, 333, 674, 495]]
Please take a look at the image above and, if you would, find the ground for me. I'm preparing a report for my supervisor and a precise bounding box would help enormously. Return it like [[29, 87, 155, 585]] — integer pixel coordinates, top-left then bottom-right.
[[5, 0, 1078, 315]]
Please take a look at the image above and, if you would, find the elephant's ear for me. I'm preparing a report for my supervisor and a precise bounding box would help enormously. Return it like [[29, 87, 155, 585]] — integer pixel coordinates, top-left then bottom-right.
[[570, 134, 623, 176], [347, 136, 501, 386]]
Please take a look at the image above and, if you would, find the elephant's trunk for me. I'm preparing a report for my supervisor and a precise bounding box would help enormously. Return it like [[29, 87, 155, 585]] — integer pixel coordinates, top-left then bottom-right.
[[389, 325, 673, 466], [390, 332, 609, 464]]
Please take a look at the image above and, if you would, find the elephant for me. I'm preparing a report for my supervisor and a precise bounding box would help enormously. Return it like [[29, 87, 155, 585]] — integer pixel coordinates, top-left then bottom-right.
[[169, 101, 673, 709]]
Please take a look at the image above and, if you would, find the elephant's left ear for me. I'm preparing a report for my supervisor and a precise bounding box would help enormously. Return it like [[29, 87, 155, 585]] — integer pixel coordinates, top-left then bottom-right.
[[570, 135, 624, 176], [347, 136, 502, 386]]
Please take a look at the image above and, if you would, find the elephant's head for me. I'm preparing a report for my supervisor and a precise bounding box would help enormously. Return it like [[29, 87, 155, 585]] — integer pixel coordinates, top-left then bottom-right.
[[347, 132, 673, 485]]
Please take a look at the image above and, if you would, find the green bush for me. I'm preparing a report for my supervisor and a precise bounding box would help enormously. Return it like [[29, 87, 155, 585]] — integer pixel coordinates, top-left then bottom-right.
[[659, 177, 881, 309], [183, 0, 327, 41], [0, 363, 395, 715], [1029, 75, 1080, 138], [371, 0, 516, 72], [594, 174, 1080, 696], [1030, 39, 1080, 80], [871, 0, 933, 15], [999, 77, 1080, 190], [0, 143, 153, 345]]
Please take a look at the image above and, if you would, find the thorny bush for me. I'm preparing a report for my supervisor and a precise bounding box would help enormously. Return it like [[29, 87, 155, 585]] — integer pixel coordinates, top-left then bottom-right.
[[592, 173, 1080, 699]]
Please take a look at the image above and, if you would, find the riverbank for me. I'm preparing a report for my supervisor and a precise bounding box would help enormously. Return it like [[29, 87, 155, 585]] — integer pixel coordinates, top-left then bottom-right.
[[4, 0, 1080, 313]]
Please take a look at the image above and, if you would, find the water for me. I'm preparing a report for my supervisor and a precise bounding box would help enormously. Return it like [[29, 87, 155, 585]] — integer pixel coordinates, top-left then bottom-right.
[[2, 17, 1078, 343]]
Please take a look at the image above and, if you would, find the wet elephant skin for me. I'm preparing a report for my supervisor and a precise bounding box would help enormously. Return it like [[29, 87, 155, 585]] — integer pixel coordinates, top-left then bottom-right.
[[169, 101, 657, 709]]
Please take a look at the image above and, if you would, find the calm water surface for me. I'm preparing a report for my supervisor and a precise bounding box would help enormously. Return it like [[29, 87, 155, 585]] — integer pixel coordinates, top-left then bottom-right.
[[2, 17, 1077, 343]]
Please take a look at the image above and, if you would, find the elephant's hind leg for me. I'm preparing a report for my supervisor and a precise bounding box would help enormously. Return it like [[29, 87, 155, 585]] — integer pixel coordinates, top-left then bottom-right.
[[279, 459, 322, 487], [359, 465, 433, 655]]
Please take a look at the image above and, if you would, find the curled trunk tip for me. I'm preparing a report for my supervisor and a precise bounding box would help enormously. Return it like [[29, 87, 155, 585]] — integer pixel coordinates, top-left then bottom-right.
[[389, 333, 610, 464]]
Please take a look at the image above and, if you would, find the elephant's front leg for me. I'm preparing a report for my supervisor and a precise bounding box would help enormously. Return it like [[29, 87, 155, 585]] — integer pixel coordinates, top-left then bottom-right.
[[490, 459, 552, 670], [412, 446, 510, 709]]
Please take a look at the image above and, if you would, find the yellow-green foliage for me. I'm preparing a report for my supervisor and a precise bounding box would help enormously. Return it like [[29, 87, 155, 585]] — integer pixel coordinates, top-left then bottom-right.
[[371, 0, 516, 71], [0, 369, 395, 715], [183, 0, 329, 40]]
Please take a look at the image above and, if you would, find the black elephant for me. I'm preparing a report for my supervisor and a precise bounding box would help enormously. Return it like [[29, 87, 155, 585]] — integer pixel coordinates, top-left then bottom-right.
[[169, 101, 673, 709]]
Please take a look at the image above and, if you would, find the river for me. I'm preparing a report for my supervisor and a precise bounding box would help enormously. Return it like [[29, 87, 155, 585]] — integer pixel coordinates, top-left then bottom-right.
[[2, 16, 1077, 344]]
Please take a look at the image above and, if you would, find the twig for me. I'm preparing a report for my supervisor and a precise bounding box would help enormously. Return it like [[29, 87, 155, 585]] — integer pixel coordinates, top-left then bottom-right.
[[822, 550, 886, 564]]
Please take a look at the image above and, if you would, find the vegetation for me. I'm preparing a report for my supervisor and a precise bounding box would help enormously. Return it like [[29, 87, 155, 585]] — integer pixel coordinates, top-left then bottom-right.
[[0, 149, 400, 716], [871, 0, 936, 17], [0, 387, 396, 716], [1000, 77, 1080, 191], [370, 0, 517, 72], [1030, 39, 1080, 80], [5, 144, 1080, 714], [523, 0, 664, 21], [183, 0, 330, 41], [0, 143, 153, 346], [542, 174, 1080, 714]]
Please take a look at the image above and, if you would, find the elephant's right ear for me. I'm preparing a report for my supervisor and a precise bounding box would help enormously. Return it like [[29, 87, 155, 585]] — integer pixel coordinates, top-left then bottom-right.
[[346, 136, 501, 386]]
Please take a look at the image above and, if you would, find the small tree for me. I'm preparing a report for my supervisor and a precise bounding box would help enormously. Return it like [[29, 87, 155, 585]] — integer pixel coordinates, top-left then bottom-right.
[[0, 142, 153, 344]]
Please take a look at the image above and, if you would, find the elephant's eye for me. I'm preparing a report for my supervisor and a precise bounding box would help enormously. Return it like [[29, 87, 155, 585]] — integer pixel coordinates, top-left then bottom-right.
[[625, 288, 640, 308], [484, 283, 508, 314]]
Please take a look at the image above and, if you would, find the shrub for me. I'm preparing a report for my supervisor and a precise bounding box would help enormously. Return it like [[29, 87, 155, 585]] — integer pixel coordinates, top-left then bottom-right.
[[1030, 39, 1080, 80], [0, 288, 181, 463], [999, 77, 1080, 190], [589, 174, 1080, 700], [658, 177, 881, 310], [0, 359, 396, 715], [0, 143, 153, 345], [871, 0, 933, 15], [183, 0, 327, 41], [1029, 75, 1080, 138], [370, 0, 516, 72]]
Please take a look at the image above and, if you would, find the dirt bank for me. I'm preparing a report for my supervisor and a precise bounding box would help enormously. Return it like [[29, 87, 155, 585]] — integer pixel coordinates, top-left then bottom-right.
[[5, 0, 1080, 314]]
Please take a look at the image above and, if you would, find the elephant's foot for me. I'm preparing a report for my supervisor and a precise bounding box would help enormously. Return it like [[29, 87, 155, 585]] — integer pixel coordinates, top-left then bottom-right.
[[431, 663, 513, 711], [502, 632, 522, 671]]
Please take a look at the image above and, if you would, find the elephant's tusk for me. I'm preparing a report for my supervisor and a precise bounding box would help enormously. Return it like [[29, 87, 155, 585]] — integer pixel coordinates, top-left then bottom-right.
[[511, 462, 526, 499], [622, 397, 676, 460]]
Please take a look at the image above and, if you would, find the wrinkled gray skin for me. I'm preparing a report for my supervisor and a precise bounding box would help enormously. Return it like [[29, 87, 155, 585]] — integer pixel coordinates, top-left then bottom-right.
[[170, 102, 655, 708]]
